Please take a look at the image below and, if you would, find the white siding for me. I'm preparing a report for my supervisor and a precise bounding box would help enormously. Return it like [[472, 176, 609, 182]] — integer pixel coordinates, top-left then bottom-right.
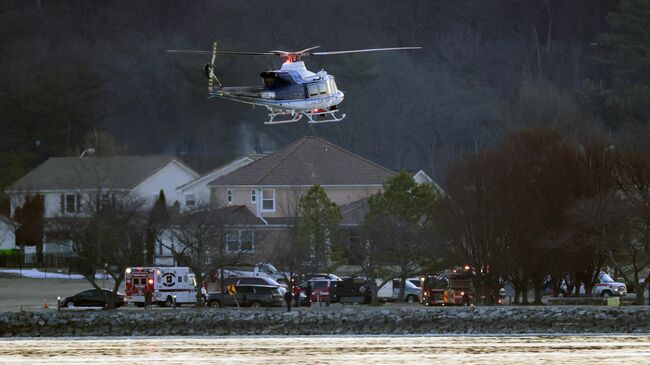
[[177, 157, 254, 211], [133, 161, 198, 207], [0, 219, 16, 250]]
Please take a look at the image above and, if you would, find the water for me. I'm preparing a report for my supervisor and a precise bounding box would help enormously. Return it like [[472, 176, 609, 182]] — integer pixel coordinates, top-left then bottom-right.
[[1, 335, 650, 364]]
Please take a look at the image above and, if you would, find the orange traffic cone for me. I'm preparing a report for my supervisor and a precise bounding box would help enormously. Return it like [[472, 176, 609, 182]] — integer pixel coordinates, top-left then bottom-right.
[[43, 299, 49, 309]]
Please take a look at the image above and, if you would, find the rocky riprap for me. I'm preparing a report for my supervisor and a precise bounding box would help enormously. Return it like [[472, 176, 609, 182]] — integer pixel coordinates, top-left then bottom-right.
[[1, 306, 649, 337]]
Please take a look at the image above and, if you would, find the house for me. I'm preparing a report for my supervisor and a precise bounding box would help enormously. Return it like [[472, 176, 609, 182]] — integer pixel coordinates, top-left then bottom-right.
[[154, 205, 270, 266], [0, 215, 17, 251], [208, 136, 397, 218], [175, 154, 264, 212], [5, 155, 199, 218], [5, 155, 199, 256]]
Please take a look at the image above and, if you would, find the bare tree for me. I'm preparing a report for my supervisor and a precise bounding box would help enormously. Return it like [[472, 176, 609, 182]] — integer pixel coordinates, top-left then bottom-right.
[[61, 193, 148, 309], [347, 215, 398, 306], [165, 204, 256, 306], [609, 128, 650, 304]]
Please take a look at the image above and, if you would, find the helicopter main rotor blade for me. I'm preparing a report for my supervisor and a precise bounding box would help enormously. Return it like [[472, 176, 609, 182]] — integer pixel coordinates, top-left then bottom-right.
[[308, 46, 422, 56], [298, 46, 321, 53], [167, 50, 279, 56]]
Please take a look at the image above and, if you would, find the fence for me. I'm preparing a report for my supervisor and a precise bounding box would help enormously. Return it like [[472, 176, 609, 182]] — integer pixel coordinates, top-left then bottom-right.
[[0, 250, 78, 270]]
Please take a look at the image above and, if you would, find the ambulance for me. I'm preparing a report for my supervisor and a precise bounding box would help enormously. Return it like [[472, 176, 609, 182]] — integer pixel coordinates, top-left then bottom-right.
[[125, 267, 199, 307]]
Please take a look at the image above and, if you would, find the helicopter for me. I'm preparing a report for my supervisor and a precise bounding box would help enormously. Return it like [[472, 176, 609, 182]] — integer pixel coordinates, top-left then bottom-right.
[[167, 43, 421, 125]]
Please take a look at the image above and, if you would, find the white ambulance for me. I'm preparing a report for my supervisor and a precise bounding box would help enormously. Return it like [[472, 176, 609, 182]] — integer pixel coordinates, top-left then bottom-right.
[[125, 267, 199, 307]]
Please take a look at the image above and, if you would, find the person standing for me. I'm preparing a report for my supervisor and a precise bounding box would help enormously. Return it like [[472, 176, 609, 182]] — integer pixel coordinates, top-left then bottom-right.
[[143, 286, 151, 310], [293, 285, 301, 307], [284, 289, 293, 312], [305, 284, 312, 307]]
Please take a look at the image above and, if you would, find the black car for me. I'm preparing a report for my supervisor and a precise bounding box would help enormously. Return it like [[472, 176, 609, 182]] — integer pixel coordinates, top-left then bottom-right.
[[331, 278, 371, 304], [207, 284, 285, 308], [62, 289, 126, 308]]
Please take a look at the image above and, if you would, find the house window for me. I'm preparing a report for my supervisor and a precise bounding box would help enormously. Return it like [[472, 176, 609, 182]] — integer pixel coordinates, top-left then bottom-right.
[[225, 232, 239, 252], [251, 189, 257, 203], [226, 230, 255, 253], [227, 189, 233, 204], [240, 230, 254, 251], [262, 189, 275, 211], [60, 194, 81, 214], [185, 194, 196, 207]]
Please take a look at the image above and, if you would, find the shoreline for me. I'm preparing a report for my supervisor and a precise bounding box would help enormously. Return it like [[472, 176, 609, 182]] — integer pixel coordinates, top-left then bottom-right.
[[3, 332, 650, 340], [2, 306, 650, 337]]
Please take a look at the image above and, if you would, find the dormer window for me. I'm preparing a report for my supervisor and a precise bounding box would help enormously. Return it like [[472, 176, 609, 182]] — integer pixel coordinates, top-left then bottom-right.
[[227, 189, 233, 204], [251, 189, 257, 203]]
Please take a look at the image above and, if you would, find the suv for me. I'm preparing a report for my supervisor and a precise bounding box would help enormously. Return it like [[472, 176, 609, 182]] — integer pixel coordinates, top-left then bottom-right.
[[206, 284, 285, 308], [331, 277, 371, 304], [225, 276, 287, 293]]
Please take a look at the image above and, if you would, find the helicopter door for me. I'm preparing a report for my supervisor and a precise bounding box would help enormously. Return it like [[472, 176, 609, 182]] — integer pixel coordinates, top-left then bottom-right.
[[318, 82, 328, 96], [307, 84, 319, 98]]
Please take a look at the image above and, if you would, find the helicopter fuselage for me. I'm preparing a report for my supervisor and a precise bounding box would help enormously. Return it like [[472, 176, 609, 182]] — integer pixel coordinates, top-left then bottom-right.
[[209, 61, 344, 114]]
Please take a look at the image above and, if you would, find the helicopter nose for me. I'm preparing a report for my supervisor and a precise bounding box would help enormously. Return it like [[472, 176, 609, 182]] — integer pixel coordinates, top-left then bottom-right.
[[336, 91, 344, 104]]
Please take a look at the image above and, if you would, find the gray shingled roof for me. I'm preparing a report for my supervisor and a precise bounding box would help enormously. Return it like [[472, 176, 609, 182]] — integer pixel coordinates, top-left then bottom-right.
[[209, 137, 395, 186], [173, 205, 266, 226], [340, 197, 369, 226], [6, 155, 193, 192]]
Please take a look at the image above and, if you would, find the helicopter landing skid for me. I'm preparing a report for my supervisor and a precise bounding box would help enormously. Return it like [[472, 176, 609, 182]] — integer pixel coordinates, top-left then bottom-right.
[[265, 111, 304, 125], [304, 109, 346, 124]]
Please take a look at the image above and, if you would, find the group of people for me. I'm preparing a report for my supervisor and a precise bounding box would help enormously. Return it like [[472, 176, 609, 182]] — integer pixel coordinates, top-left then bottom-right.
[[284, 284, 312, 312]]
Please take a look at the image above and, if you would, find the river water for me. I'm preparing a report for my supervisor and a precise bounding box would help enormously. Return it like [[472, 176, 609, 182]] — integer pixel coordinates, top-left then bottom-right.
[[1, 335, 649, 364]]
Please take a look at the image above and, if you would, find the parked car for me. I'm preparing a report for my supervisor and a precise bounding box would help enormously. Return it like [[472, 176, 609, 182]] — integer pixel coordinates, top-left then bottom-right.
[[206, 284, 285, 308], [391, 279, 421, 303], [299, 273, 342, 282], [300, 277, 341, 304], [551, 272, 626, 297], [224, 276, 287, 294], [207, 276, 287, 294], [331, 277, 371, 304], [62, 289, 126, 308], [588, 272, 627, 297], [407, 277, 422, 289]]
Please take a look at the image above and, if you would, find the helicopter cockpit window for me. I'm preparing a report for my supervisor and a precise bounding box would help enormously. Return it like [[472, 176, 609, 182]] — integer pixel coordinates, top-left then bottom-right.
[[329, 78, 338, 94], [318, 82, 328, 95], [262, 76, 274, 87], [307, 84, 318, 97]]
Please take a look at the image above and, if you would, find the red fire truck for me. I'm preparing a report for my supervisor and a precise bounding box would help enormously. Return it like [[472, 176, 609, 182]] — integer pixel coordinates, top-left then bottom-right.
[[421, 266, 475, 306], [125, 267, 198, 307]]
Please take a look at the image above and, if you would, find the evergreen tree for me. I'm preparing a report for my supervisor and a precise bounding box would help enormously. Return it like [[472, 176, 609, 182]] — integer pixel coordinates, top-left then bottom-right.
[[296, 185, 342, 271], [598, 0, 650, 126], [367, 171, 442, 300], [13, 194, 45, 263], [146, 189, 169, 265]]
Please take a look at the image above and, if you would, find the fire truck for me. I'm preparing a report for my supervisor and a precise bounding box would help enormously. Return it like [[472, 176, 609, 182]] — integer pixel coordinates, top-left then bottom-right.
[[421, 267, 475, 306], [125, 267, 198, 307]]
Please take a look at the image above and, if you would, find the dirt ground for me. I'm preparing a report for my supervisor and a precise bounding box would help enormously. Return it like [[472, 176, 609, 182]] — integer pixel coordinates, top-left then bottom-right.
[[0, 273, 117, 312]]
